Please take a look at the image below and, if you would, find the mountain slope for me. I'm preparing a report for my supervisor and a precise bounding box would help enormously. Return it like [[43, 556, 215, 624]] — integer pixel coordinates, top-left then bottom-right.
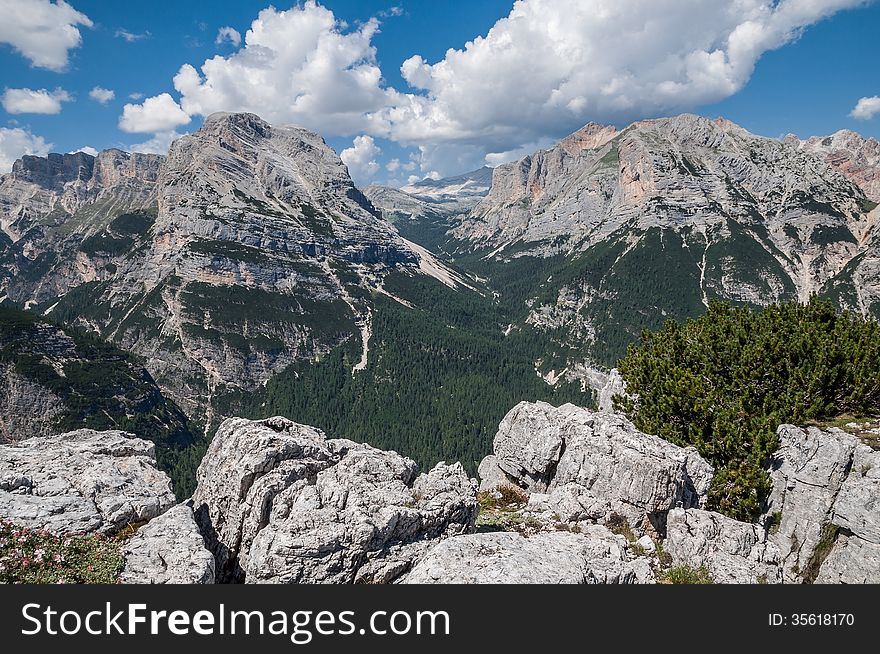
[[396, 115, 880, 367], [1, 113, 429, 420], [0, 304, 203, 496]]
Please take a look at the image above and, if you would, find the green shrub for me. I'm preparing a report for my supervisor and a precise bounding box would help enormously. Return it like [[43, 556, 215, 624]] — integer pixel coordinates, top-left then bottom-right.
[[616, 298, 880, 521], [661, 566, 714, 585]]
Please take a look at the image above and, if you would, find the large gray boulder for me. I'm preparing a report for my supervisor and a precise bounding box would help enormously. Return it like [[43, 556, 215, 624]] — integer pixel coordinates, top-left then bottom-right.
[[0, 429, 176, 535], [814, 534, 880, 584], [488, 402, 713, 531], [402, 527, 654, 584], [763, 424, 879, 583], [665, 508, 783, 584], [121, 504, 215, 584], [192, 417, 478, 584]]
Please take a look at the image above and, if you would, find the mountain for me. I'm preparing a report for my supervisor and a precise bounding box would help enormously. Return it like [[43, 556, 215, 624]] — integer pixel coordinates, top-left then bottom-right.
[[790, 129, 880, 206], [0, 113, 434, 420], [364, 167, 494, 254], [399, 166, 494, 210], [388, 114, 880, 368], [0, 305, 193, 446]]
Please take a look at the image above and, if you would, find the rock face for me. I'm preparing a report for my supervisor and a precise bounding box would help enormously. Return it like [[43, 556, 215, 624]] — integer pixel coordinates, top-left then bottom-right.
[[0, 429, 176, 535], [763, 424, 880, 583], [487, 402, 713, 533], [192, 416, 478, 584], [792, 130, 880, 206], [389, 114, 880, 367], [403, 527, 653, 584], [121, 504, 215, 584], [665, 508, 783, 584]]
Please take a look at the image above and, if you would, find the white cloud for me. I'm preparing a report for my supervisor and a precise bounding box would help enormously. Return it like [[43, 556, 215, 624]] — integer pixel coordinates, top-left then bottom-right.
[[215, 26, 241, 47], [116, 0, 872, 177], [115, 28, 150, 42], [128, 92, 144, 100], [386, 158, 401, 172], [68, 146, 98, 156], [1, 87, 72, 114], [129, 130, 183, 155], [89, 86, 115, 104], [385, 0, 873, 173], [850, 96, 880, 121], [0, 126, 52, 172], [0, 0, 92, 71], [341, 135, 381, 183], [170, 1, 392, 136], [119, 93, 191, 133]]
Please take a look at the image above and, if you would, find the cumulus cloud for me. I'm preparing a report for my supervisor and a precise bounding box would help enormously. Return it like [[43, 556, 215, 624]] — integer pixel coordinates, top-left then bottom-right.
[[169, 1, 392, 135], [129, 130, 183, 155], [128, 92, 144, 100], [1, 87, 72, 114], [0, 126, 52, 172], [68, 146, 98, 156], [89, 86, 115, 104], [850, 96, 880, 121], [215, 26, 241, 47], [341, 135, 382, 183], [0, 0, 92, 71], [119, 93, 191, 133], [116, 0, 872, 177], [387, 0, 872, 173]]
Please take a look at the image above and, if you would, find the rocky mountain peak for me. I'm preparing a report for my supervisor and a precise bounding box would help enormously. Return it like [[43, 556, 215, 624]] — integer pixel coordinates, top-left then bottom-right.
[[11, 152, 96, 191], [794, 129, 880, 204], [558, 122, 618, 154]]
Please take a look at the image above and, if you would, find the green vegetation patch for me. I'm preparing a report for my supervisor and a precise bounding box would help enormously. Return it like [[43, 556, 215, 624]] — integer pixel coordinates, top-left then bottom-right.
[[0, 519, 123, 584], [616, 298, 880, 521]]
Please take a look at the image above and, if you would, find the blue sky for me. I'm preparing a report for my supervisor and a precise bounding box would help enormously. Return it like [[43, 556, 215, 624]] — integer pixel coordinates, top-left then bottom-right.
[[1, 0, 878, 184]]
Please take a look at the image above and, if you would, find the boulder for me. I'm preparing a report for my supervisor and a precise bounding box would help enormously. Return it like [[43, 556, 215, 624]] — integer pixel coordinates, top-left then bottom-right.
[[121, 504, 215, 584], [402, 527, 654, 584], [476, 454, 510, 492], [814, 534, 880, 584], [192, 417, 478, 584], [0, 429, 176, 535], [762, 424, 878, 583], [492, 402, 713, 531], [665, 508, 782, 584]]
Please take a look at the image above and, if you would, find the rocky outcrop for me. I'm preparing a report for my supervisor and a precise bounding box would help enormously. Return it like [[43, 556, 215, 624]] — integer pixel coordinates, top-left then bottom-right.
[[120, 504, 215, 584], [192, 416, 478, 584], [486, 402, 713, 534], [402, 527, 653, 584], [665, 508, 783, 584], [764, 425, 869, 582], [0, 429, 176, 535]]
